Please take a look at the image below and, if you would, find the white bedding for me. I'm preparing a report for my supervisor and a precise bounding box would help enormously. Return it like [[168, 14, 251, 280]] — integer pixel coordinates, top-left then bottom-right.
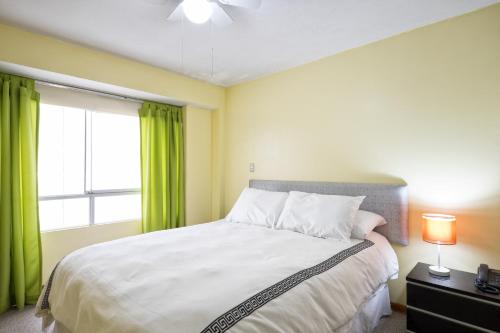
[[36, 221, 398, 333]]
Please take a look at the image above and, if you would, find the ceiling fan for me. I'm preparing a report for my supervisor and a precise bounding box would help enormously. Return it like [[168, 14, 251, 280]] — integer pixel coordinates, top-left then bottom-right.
[[162, 0, 262, 25]]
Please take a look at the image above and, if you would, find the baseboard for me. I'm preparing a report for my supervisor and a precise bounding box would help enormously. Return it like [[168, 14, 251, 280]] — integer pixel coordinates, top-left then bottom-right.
[[391, 302, 407, 313]]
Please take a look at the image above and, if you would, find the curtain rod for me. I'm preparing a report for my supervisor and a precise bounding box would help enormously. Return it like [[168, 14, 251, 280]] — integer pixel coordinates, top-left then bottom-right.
[[35, 79, 145, 104]]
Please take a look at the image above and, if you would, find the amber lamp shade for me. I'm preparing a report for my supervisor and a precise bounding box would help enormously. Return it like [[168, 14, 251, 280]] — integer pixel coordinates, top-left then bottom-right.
[[422, 213, 456, 277], [422, 214, 456, 245]]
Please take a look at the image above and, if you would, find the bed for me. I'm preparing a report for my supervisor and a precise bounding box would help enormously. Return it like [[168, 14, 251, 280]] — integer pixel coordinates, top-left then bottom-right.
[[36, 179, 408, 333]]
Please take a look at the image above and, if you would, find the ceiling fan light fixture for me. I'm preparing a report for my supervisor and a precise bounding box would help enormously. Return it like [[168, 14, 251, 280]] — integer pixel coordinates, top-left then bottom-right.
[[182, 0, 213, 24]]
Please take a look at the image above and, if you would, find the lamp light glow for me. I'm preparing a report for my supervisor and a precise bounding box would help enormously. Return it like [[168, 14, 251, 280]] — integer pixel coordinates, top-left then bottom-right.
[[422, 213, 456, 277], [422, 213, 456, 245], [183, 0, 213, 24]]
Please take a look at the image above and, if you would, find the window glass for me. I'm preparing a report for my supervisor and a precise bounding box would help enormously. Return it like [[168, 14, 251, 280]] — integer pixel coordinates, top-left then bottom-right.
[[90, 112, 141, 190], [39, 198, 89, 231], [94, 194, 141, 224], [38, 104, 85, 196], [37, 95, 141, 232]]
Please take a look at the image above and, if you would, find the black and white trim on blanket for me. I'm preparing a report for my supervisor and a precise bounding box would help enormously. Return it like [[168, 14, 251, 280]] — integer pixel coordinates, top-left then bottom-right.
[[200, 239, 374, 333], [41, 261, 62, 311]]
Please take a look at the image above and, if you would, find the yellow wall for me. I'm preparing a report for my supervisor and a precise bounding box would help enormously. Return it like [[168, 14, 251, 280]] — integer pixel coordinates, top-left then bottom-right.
[[0, 22, 221, 280], [211, 107, 226, 219], [224, 4, 500, 304], [185, 106, 213, 226]]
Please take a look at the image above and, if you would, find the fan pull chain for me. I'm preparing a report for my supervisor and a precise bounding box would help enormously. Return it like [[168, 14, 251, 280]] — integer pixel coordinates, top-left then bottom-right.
[[210, 19, 214, 79], [181, 12, 185, 74], [211, 47, 214, 79]]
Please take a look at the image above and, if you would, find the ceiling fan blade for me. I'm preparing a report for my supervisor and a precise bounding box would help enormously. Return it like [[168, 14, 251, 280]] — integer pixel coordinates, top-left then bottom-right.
[[164, 0, 183, 19], [210, 3, 233, 26], [218, 0, 262, 9], [166, 0, 184, 21]]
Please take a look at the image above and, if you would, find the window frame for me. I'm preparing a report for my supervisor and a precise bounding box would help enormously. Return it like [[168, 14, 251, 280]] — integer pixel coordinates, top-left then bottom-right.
[[38, 190, 141, 227], [38, 105, 141, 230]]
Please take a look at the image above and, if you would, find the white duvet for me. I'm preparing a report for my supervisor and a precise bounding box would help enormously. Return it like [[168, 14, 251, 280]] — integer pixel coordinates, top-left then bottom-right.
[[36, 221, 398, 333]]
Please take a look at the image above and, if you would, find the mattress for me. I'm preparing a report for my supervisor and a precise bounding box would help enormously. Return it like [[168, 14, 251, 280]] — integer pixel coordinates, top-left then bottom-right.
[[36, 220, 398, 333]]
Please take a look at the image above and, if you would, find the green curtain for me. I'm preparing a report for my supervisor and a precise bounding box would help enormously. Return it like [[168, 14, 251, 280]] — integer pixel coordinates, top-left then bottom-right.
[[0, 73, 42, 314], [139, 101, 185, 233]]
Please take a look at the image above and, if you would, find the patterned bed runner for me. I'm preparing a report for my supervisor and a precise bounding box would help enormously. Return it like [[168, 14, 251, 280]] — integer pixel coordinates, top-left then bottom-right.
[[201, 239, 374, 333], [40, 261, 61, 311]]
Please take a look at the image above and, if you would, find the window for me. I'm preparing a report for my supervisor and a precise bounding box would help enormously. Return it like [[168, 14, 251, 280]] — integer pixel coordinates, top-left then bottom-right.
[[37, 85, 141, 231]]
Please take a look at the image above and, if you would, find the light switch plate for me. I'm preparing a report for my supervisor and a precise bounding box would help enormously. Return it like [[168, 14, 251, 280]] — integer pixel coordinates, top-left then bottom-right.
[[249, 163, 255, 173]]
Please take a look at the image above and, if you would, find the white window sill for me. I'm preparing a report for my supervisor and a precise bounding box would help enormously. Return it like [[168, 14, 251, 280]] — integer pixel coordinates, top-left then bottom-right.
[[41, 219, 140, 234]]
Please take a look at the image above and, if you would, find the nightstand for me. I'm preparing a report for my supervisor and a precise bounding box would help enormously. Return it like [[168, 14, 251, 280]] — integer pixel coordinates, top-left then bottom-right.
[[406, 262, 500, 333]]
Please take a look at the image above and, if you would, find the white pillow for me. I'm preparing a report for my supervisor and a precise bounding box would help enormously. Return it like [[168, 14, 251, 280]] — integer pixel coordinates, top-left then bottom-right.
[[226, 187, 288, 227], [276, 191, 365, 240], [351, 210, 387, 240]]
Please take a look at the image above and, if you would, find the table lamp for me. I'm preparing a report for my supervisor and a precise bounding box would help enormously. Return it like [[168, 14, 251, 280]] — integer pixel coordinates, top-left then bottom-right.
[[422, 213, 456, 277]]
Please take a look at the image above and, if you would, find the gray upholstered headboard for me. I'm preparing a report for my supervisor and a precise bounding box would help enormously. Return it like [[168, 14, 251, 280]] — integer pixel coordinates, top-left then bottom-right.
[[249, 179, 409, 246]]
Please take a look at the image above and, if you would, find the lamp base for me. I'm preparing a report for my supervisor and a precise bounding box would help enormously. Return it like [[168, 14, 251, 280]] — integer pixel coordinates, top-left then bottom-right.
[[429, 265, 450, 277]]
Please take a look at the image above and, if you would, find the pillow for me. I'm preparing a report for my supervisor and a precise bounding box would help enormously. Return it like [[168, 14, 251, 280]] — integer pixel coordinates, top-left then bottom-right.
[[276, 191, 365, 240], [351, 210, 387, 240], [226, 187, 288, 227]]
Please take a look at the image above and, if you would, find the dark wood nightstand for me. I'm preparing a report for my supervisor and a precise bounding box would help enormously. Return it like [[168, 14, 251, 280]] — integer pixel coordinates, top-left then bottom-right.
[[406, 262, 500, 333]]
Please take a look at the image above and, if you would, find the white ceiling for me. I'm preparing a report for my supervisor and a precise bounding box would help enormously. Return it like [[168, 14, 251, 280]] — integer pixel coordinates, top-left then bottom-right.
[[0, 0, 498, 86]]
